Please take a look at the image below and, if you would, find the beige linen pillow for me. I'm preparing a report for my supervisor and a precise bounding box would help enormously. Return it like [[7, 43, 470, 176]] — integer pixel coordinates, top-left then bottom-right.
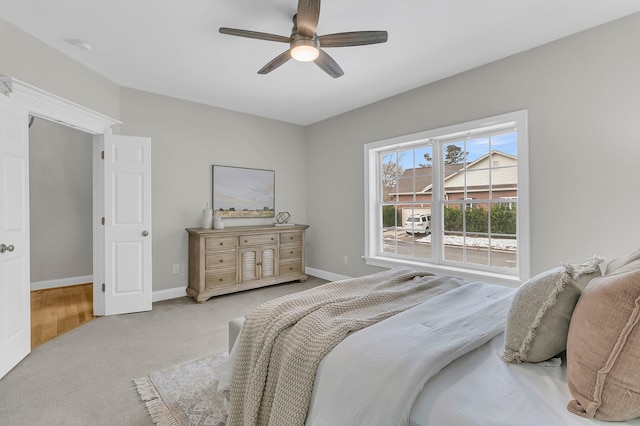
[[502, 256, 603, 363], [566, 259, 640, 421], [604, 247, 640, 275]]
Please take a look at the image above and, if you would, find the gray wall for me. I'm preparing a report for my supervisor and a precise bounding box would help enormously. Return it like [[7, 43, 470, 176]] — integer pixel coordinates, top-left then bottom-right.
[[29, 117, 93, 283], [4, 13, 640, 293], [0, 18, 120, 122], [118, 89, 306, 292], [305, 13, 640, 278], [1, 17, 307, 294]]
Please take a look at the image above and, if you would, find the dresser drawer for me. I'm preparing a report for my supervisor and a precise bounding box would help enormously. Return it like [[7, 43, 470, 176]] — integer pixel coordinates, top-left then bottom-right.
[[279, 245, 302, 261], [205, 251, 237, 269], [280, 232, 303, 244], [204, 270, 237, 289], [239, 234, 278, 247], [279, 261, 302, 276], [205, 236, 237, 251]]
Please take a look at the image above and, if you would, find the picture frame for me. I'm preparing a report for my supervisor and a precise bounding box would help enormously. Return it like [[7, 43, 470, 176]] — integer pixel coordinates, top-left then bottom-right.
[[212, 165, 275, 218]]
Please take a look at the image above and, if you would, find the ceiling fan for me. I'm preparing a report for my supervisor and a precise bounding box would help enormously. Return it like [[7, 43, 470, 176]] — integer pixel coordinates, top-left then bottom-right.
[[219, 0, 388, 78]]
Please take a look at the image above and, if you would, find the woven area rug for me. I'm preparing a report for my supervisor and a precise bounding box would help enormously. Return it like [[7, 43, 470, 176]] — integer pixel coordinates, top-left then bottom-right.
[[134, 352, 229, 426]]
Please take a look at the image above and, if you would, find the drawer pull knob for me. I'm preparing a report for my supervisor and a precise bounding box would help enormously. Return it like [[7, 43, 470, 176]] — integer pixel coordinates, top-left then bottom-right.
[[219, 278, 223, 282], [290, 236, 293, 240], [219, 259, 224, 263], [290, 251, 293, 254], [244, 240, 248, 243], [219, 242, 223, 246]]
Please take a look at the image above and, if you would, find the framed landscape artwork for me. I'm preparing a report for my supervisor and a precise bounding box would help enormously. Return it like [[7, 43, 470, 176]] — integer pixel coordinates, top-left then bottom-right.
[[212, 165, 275, 218]]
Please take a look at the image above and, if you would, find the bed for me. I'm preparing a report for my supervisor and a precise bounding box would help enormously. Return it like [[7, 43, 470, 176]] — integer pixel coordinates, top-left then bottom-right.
[[218, 256, 640, 426]]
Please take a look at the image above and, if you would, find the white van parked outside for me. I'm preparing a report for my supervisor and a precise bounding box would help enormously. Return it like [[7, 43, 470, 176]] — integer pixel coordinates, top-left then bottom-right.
[[405, 214, 431, 235]]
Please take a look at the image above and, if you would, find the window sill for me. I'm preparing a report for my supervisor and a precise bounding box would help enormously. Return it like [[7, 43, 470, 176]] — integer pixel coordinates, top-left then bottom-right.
[[363, 255, 523, 288]]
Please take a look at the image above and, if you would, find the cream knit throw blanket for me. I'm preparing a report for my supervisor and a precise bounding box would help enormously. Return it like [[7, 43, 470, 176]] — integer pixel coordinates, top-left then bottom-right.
[[227, 267, 468, 426]]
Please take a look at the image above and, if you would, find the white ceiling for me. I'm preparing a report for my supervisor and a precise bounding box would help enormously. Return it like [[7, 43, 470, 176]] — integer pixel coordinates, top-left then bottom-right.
[[2, 1, 640, 125]]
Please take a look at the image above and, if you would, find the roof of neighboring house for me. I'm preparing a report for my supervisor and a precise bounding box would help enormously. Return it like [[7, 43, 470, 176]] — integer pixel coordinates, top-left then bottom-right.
[[390, 163, 462, 196], [389, 150, 517, 196]]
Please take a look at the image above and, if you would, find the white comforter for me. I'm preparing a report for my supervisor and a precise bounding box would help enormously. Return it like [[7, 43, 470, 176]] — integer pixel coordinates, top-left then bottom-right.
[[305, 281, 514, 426]]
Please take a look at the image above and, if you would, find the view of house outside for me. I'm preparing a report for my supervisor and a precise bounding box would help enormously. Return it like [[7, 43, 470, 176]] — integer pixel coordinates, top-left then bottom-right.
[[380, 130, 518, 270]]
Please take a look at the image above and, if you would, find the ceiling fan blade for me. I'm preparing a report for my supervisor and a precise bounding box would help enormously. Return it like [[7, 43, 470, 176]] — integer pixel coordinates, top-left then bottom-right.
[[314, 49, 344, 78], [296, 0, 321, 37], [258, 50, 293, 74], [319, 31, 388, 47], [219, 27, 290, 43]]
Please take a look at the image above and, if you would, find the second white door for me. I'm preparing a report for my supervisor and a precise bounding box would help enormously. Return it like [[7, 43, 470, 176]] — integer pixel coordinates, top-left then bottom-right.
[[101, 134, 152, 316]]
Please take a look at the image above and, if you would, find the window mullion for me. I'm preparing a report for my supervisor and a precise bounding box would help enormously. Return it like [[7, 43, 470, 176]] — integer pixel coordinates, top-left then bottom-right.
[[431, 140, 443, 264]]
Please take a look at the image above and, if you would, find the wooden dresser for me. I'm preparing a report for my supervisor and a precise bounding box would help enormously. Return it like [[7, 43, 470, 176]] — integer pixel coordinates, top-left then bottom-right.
[[185, 224, 309, 302]]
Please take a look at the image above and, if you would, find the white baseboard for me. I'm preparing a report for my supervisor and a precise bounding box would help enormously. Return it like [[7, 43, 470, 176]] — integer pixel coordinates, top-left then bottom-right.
[[153, 286, 188, 303], [31, 275, 93, 291], [305, 267, 351, 282], [150, 269, 350, 304]]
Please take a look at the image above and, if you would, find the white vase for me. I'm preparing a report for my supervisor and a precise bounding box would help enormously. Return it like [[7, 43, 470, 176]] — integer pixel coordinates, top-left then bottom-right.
[[202, 208, 213, 229], [213, 214, 224, 230]]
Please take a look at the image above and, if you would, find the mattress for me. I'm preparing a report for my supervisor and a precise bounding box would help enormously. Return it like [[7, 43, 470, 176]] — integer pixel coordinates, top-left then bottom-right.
[[410, 332, 640, 426]]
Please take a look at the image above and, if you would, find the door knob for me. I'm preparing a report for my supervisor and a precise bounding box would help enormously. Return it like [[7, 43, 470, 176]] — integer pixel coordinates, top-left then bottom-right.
[[0, 244, 14, 253], [142, 231, 149, 237]]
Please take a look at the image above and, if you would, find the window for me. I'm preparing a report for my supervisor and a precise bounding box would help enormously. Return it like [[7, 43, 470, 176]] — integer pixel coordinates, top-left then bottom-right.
[[364, 111, 530, 284], [464, 198, 475, 210]]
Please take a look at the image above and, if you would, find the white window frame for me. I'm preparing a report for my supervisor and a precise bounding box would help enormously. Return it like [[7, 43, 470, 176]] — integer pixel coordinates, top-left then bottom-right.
[[363, 110, 530, 287]]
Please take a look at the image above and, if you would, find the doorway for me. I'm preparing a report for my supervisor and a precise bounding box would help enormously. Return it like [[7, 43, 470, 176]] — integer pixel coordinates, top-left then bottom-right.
[[28, 116, 95, 347], [0, 77, 152, 380]]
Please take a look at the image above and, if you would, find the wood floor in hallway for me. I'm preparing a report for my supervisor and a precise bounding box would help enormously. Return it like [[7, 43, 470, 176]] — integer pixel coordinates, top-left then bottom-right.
[[30, 283, 95, 348]]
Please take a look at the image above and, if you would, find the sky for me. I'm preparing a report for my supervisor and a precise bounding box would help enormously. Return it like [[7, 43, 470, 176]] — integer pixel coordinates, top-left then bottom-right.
[[396, 131, 518, 170]]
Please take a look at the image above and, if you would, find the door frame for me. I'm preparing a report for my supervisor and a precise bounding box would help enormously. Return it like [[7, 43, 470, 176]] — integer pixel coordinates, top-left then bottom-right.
[[1, 77, 121, 316]]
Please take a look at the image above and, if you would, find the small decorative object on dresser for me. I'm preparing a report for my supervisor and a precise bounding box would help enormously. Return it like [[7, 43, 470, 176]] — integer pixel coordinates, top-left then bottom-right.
[[185, 224, 309, 303], [275, 211, 294, 226], [202, 203, 213, 229], [213, 213, 224, 230]]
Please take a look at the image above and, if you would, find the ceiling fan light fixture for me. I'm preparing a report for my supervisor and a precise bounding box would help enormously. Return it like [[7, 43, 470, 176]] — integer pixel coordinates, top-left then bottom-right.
[[219, 0, 388, 77], [290, 38, 319, 62], [291, 45, 319, 62]]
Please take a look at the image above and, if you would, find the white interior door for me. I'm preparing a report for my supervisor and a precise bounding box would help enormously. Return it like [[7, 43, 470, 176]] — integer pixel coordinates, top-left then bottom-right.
[[102, 135, 152, 315], [0, 93, 30, 379]]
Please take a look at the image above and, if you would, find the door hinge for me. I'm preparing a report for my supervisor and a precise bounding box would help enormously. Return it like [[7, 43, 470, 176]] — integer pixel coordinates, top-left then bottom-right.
[[101, 217, 105, 225], [101, 150, 104, 160], [101, 283, 105, 292], [0, 78, 13, 97]]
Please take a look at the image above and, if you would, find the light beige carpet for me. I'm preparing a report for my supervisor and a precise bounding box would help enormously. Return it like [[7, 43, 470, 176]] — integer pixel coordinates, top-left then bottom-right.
[[134, 352, 229, 426]]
